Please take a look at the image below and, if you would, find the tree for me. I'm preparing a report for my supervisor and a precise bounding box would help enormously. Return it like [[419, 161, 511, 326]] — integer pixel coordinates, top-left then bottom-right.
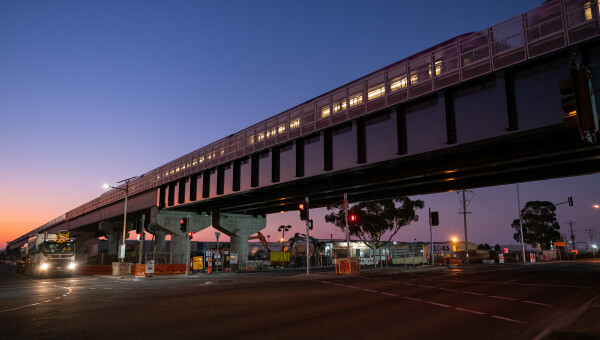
[[511, 201, 561, 250], [324, 197, 424, 250]]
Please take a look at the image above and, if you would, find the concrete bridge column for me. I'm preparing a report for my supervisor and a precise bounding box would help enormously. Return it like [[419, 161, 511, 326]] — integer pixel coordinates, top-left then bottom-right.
[[99, 221, 122, 254], [149, 207, 212, 264], [70, 231, 97, 263], [211, 211, 266, 269]]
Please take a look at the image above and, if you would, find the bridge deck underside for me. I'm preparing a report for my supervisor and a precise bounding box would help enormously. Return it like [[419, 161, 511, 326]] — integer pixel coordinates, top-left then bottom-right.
[[169, 125, 600, 216]]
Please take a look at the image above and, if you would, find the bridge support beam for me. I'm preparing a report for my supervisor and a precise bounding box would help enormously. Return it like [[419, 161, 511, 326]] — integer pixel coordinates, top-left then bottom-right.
[[99, 221, 122, 255], [150, 207, 212, 264], [70, 231, 98, 263], [211, 210, 266, 269]]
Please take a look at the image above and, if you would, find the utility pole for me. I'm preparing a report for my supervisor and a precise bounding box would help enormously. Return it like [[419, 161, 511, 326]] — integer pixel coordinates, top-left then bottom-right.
[[567, 221, 576, 254], [459, 190, 471, 264]]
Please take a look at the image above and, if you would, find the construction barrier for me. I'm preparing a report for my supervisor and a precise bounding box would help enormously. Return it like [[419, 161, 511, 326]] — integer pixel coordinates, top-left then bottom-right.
[[337, 257, 360, 274], [78, 264, 187, 275]]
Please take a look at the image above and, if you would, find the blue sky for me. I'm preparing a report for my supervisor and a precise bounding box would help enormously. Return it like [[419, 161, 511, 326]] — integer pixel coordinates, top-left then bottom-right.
[[2, 0, 598, 249]]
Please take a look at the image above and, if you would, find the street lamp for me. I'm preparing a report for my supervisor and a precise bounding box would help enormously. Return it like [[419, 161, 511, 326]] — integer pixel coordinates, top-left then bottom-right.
[[104, 176, 138, 263], [278, 225, 291, 251]]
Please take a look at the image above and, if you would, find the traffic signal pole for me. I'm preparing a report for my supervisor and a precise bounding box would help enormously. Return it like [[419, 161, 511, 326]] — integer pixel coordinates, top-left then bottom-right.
[[305, 197, 310, 276], [429, 208, 434, 266], [344, 193, 349, 258]]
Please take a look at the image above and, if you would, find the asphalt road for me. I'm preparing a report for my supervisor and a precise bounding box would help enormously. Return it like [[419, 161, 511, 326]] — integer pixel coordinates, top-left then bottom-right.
[[1, 261, 599, 339]]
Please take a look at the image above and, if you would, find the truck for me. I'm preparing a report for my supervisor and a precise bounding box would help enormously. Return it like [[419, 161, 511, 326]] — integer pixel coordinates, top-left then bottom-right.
[[18, 230, 77, 277]]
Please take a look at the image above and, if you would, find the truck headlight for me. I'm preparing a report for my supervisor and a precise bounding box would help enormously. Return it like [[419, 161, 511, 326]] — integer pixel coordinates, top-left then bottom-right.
[[68, 263, 76, 270], [41, 263, 49, 270]]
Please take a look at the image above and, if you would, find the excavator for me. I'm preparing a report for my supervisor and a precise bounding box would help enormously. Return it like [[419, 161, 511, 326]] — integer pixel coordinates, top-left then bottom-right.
[[249, 232, 290, 268]]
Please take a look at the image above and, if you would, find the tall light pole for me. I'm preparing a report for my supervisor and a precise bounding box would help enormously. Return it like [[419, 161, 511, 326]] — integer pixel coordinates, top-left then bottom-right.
[[104, 176, 138, 263]]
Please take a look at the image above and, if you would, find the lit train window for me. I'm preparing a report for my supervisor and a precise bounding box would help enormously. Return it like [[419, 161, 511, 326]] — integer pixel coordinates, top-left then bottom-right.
[[410, 72, 418, 85], [429, 61, 442, 77], [249, 135, 255, 145], [265, 127, 276, 138], [290, 118, 300, 129], [584, 1, 600, 20], [332, 100, 347, 113], [257, 132, 265, 142], [349, 93, 363, 107], [367, 83, 385, 100], [320, 105, 330, 118], [390, 75, 407, 91], [278, 124, 286, 134], [199, 156, 204, 163], [220, 148, 225, 156]]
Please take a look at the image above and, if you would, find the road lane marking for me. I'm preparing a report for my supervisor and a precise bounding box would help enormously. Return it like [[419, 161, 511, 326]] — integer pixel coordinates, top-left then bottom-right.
[[492, 315, 526, 324], [427, 302, 451, 308], [380, 292, 398, 297], [463, 291, 485, 296], [402, 296, 422, 302], [438, 288, 457, 292], [522, 300, 551, 307], [403, 283, 415, 286], [455, 307, 485, 315], [362, 289, 377, 293], [418, 285, 435, 289], [490, 296, 516, 301]]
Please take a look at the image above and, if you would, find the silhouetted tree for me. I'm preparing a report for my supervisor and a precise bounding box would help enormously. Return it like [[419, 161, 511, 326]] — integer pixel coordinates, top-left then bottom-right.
[[324, 197, 424, 250], [511, 201, 560, 250]]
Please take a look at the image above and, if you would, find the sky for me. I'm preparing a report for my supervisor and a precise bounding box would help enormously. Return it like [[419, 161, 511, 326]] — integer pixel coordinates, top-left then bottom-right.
[[2, 0, 599, 251]]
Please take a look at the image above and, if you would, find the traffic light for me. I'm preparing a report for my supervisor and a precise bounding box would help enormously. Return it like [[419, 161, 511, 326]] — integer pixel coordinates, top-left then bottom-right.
[[188, 231, 193, 240], [299, 200, 309, 221], [180, 217, 188, 232], [559, 61, 598, 143], [135, 220, 143, 234], [430, 211, 439, 226], [348, 213, 358, 225], [568, 196, 574, 206], [308, 219, 313, 230]]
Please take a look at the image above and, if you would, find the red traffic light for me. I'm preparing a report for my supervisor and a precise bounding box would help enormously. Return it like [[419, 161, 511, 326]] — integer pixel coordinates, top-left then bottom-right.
[[188, 231, 193, 240], [299, 200, 309, 221], [180, 219, 185, 225], [349, 214, 357, 222]]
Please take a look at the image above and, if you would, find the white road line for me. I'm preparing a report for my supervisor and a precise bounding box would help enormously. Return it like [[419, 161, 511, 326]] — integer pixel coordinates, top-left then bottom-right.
[[490, 296, 516, 301], [455, 307, 485, 315], [522, 300, 551, 307], [362, 289, 377, 293], [438, 288, 457, 292], [44, 300, 52, 303], [418, 285, 435, 289], [427, 301, 451, 308], [492, 315, 526, 324], [402, 296, 422, 302], [387, 280, 401, 284], [381, 292, 398, 297], [403, 283, 415, 286], [346, 286, 360, 289], [463, 291, 485, 296], [320, 281, 331, 284]]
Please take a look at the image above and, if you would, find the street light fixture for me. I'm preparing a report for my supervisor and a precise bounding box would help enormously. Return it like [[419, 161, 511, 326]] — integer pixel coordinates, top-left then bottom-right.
[[278, 225, 291, 251], [104, 176, 138, 263]]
